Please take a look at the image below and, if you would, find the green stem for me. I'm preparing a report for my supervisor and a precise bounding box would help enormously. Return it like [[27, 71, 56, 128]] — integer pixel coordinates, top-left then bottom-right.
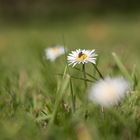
[[101, 106, 105, 119], [82, 64, 87, 88], [74, 67, 97, 81], [92, 63, 104, 79], [62, 35, 75, 113], [69, 78, 75, 113], [82, 64, 88, 120]]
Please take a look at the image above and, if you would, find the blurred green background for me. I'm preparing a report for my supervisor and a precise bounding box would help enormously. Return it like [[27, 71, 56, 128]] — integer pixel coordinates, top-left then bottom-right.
[[0, 0, 140, 70], [0, 1, 140, 140]]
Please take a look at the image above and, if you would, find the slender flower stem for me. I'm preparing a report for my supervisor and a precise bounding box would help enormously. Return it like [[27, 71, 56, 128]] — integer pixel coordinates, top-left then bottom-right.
[[63, 66, 75, 112], [92, 63, 105, 118], [74, 67, 97, 81], [92, 63, 104, 117], [82, 64, 88, 120], [69, 78, 75, 113], [62, 35, 75, 113], [82, 64, 87, 89], [101, 106, 105, 119], [92, 63, 104, 79]]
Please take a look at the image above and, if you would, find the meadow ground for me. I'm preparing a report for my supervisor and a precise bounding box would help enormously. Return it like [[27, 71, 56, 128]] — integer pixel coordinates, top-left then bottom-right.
[[0, 14, 140, 140]]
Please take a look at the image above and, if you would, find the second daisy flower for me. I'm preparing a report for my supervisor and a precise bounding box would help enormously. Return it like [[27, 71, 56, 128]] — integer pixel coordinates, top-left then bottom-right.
[[67, 49, 97, 67]]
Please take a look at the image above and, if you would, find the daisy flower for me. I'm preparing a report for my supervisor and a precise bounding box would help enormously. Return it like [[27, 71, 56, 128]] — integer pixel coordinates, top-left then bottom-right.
[[89, 77, 130, 107], [45, 45, 65, 61], [67, 49, 97, 67]]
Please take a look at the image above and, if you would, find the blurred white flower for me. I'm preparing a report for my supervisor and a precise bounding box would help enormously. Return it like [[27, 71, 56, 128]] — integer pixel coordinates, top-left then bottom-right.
[[67, 49, 97, 67], [45, 45, 65, 61], [89, 77, 130, 107]]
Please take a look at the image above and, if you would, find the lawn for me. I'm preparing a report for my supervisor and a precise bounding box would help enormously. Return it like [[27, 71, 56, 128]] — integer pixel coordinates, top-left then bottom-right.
[[0, 14, 140, 140]]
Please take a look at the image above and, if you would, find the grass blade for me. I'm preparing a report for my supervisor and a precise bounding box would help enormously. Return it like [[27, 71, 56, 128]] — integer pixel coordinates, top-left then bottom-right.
[[112, 52, 133, 83]]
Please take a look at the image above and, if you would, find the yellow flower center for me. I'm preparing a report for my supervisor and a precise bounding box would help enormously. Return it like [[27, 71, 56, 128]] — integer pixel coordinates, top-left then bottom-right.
[[52, 48, 59, 54], [76, 52, 87, 61]]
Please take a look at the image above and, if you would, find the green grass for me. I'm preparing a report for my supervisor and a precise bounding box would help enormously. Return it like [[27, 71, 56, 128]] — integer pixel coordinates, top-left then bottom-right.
[[0, 15, 140, 140]]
